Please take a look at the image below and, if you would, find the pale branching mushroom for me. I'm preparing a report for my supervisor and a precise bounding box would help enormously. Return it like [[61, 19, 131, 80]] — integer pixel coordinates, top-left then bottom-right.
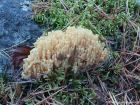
[[22, 26, 108, 79]]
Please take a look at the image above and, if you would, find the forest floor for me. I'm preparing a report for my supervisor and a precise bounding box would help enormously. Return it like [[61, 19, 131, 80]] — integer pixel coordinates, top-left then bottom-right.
[[0, 0, 140, 105]]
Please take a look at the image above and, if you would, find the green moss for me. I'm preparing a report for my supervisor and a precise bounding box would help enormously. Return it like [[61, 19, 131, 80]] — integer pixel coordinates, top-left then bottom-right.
[[33, 0, 136, 37]]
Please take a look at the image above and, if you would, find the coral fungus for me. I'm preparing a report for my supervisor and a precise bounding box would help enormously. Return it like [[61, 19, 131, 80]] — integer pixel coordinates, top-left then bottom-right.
[[22, 27, 108, 79]]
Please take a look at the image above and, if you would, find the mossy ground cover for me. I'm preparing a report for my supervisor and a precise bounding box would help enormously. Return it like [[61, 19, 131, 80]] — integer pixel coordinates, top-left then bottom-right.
[[0, 0, 140, 104]]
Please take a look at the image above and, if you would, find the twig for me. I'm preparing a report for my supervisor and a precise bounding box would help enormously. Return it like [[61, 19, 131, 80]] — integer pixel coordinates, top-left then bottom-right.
[[108, 92, 118, 105], [30, 86, 66, 96], [0, 37, 30, 52], [115, 88, 134, 97], [36, 86, 67, 105], [60, 0, 68, 11]]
